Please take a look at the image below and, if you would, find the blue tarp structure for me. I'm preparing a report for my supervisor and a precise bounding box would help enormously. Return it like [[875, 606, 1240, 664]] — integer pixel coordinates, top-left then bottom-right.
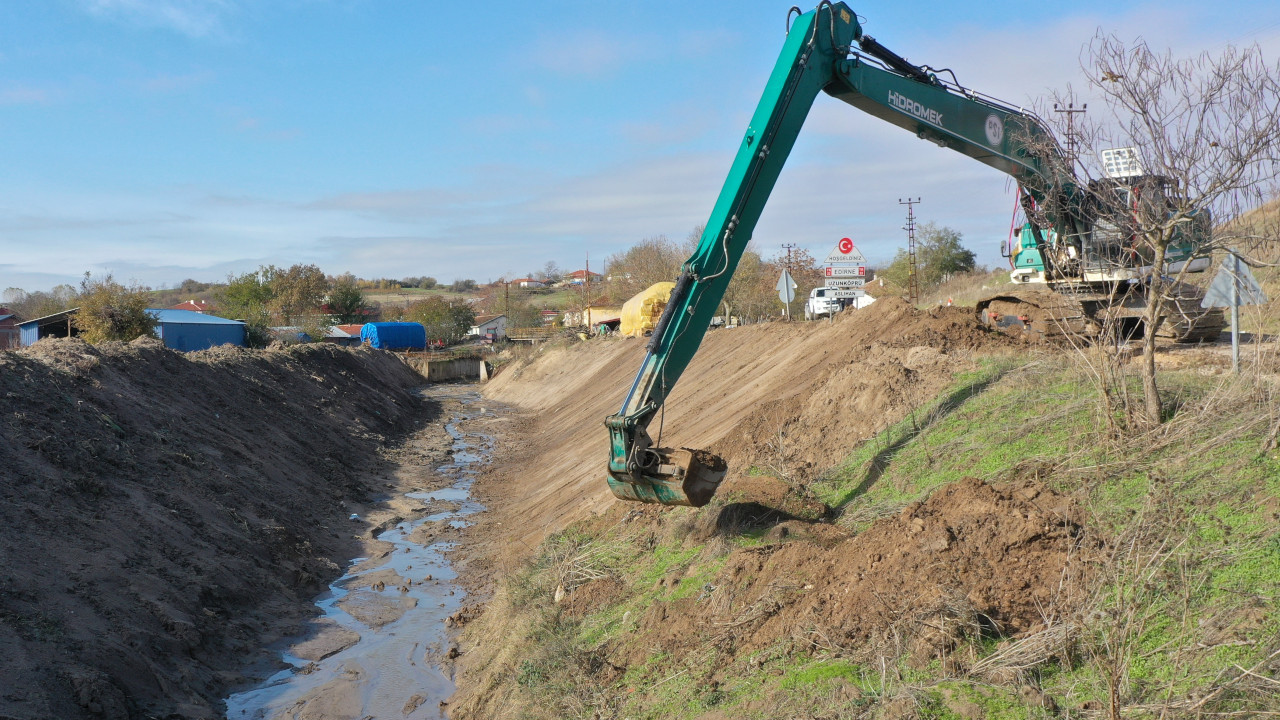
[[147, 309, 245, 351], [360, 322, 426, 350]]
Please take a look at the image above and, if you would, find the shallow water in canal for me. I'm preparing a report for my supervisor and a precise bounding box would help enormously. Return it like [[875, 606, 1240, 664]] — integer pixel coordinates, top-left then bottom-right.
[[225, 388, 491, 719]]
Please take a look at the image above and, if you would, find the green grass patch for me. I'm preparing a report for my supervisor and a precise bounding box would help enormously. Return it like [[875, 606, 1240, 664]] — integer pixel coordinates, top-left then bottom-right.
[[812, 356, 1098, 519]]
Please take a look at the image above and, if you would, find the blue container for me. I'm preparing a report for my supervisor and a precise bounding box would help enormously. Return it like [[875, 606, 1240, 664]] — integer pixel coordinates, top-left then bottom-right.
[[360, 322, 426, 350]]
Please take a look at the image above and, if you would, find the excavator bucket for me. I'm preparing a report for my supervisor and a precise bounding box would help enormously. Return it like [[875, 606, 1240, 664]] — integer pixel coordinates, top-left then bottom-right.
[[606, 447, 727, 507]]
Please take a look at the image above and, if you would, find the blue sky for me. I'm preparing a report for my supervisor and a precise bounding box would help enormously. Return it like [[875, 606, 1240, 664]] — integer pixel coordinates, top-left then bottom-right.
[[2, 0, 1278, 291]]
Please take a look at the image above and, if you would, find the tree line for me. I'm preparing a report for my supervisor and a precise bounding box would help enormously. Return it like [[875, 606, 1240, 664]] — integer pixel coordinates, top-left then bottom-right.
[[601, 224, 979, 321]]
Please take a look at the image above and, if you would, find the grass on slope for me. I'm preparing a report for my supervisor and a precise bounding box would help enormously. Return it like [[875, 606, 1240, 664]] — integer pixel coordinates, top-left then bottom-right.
[[466, 355, 1280, 720]]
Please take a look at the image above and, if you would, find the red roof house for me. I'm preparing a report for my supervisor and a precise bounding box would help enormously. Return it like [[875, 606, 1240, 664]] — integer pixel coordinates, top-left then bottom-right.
[[169, 299, 211, 313], [0, 307, 20, 350], [565, 269, 604, 285]]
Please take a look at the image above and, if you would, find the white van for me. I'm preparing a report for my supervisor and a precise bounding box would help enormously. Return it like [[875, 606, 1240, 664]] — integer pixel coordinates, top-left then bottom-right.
[[804, 288, 875, 320]]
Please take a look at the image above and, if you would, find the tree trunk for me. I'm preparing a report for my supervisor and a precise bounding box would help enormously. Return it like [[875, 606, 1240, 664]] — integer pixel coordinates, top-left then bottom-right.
[[1140, 243, 1168, 426]]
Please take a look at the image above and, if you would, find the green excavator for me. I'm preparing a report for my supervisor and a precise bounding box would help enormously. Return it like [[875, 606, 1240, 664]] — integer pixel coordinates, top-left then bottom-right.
[[605, 1, 1222, 507]]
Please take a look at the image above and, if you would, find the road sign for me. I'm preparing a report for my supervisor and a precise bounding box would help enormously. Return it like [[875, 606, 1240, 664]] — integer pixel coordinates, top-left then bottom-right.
[[825, 278, 865, 289], [776, 269, 797, 304], [1202, 254, 1268, 308], [1202, 251, 1269, 374], [825, 266, 866, 277], [827, 289, 866, 299], [823, 237, 866, 265]]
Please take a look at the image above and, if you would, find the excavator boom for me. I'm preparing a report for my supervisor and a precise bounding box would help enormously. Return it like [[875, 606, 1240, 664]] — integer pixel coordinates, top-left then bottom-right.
[[605, 3, 860, 506], [605, 2, 1215, 507]]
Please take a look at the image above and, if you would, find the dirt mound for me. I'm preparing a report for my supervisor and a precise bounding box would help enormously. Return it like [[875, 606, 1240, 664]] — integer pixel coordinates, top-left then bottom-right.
[[0, 339, 435, 720], [834, 296, 1009, 352], [636, 478, 1095, 668]]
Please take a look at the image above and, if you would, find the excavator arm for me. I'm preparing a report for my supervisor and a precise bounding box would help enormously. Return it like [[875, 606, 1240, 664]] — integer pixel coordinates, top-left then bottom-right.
[[605, 2, 1073, 507]]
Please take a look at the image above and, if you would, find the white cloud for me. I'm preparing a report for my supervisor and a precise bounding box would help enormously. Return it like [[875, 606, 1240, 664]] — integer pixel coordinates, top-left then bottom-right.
[[0, 85, 57, 105], [527, 30, 642, 78], [138, 70, 214, 93], [80, 0, 235, 38]]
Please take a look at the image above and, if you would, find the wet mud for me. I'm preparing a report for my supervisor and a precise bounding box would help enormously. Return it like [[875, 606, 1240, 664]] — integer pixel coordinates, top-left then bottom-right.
[[226, 388, 494, 720]]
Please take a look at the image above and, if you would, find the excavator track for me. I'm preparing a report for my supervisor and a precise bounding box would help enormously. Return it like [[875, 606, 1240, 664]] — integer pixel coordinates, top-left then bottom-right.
[[976, 289, 1097, 341], [1153, 284, 1227, 342], [977, 285, 1225, 344]]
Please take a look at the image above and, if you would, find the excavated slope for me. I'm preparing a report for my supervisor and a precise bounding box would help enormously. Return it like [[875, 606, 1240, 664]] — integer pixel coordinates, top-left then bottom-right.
[[479, 298, 1014, 547], [449, 299, 1048, 720], [0, 338, 432, 720]]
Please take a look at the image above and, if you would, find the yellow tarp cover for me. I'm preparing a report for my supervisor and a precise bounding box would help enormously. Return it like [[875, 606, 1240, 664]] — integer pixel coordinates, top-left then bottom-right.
[[619, 281, 676, 337]]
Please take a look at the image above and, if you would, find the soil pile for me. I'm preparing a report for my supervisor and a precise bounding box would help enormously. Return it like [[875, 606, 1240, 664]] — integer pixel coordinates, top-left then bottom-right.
[[0, 338, 433, 720], [636, 478, 1095, 667]]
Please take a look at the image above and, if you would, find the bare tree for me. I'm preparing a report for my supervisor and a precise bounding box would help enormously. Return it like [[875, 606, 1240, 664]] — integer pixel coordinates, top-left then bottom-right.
[[765, 246, 823, 315], [1063, 35, 1280, 426], [719, 244, 776, 322], [604, 235, 685, 298]]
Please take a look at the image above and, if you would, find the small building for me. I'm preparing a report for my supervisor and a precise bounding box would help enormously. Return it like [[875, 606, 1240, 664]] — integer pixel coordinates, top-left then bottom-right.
[[565, 269, 603, 286], [18, 308, 81, 346], [469, 314, 507, 339], [169, 299, 212, 314], [148, 309, 245, 351], [269, 327, 310, 344], [540, 309, 560, 326], [0, 307, 21, 350], [562, 305, 622, 329], [324, 324, 367, 346], [511, 278, 545, 289]]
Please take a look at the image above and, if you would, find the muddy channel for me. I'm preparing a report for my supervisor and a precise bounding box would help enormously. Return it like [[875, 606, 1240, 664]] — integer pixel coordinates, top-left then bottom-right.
[[226, 387, 494, 720]]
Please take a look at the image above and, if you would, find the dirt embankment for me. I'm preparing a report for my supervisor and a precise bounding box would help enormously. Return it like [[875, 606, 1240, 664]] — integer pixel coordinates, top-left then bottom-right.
[[0, 338, 439, 720], [473, 297, 1014, 548]]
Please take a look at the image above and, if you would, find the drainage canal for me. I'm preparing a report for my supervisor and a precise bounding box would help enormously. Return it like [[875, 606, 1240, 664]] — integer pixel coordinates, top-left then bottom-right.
[[226, 387, 491, 719]]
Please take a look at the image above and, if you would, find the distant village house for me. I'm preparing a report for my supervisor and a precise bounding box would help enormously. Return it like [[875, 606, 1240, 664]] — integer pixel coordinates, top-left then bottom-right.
[[0, 307, 22, 350], [324, 324, 367, 346], [169, 299, 211, 313], [469, 314, 507, 340], [565, 269, 603, 286]]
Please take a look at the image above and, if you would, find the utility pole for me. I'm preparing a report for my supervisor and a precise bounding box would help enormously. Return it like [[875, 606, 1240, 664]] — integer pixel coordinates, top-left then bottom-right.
[[780, 243, 797, 321], [1053, 102, 1087, 167], [583, 252, 592, 330], [899, 198, 921, 305]]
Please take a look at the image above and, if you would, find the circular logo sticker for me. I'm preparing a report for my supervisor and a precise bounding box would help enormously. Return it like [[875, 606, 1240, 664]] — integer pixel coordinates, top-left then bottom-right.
[[985, 114, 1004, 146], [838, 237, 854, 254]]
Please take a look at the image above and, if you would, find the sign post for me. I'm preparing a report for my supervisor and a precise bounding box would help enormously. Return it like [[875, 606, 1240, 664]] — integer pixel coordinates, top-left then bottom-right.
[[776, 269, 797, 321], [1201, 250, 1269, 374], [823, 238, 868, 318]]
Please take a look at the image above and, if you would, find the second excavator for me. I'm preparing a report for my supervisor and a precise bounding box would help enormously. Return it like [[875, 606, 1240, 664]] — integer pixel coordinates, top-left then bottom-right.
[[605, 2, 1222, 508]]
